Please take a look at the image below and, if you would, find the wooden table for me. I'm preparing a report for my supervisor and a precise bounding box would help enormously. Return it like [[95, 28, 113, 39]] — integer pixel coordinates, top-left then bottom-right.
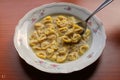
[[0, 0, 120, 80]]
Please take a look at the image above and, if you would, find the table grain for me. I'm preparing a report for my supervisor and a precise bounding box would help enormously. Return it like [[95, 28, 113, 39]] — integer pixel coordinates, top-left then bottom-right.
[[0, 0, 120, 80]]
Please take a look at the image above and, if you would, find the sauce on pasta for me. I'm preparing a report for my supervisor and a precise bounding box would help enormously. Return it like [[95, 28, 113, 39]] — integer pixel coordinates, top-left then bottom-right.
[[29, 14, 91, 63]]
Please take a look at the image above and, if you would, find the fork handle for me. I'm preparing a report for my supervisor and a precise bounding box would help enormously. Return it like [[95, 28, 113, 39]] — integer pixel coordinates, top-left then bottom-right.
[[85, 0, 113, 22]]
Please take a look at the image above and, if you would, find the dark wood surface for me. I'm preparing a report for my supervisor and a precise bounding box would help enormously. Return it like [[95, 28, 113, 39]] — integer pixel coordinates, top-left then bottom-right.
[[0, 0, 120, 80]]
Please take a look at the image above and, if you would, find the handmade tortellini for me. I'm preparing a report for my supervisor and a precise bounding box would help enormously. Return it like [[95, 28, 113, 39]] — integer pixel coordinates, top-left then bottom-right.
[[56, 55, 67, 63], [36, 51, 47, 59], [62, 36, 71, 43], [59, 27, 68, 33], [46, 48, 54, 58], [79, 44, 89, 55], [55, 15, 68, 27], [58, 15, 67, 20], [43, 16, 53, 23], [30, 31, 39, 40], [72, 33, 81, 43], [41, 41, 50, 49], [72, 24, 83, 33], [58, 47, 68, 54], [83, 29, 91, 40], [32, 45, 41, 50], [51, 40, 58, 49], [29, 14, 91, 63], [50, 53, 58, 61], [56, 52, 68, 63], [47, 34, 57, 40], [34, 22, 44, 30], [37, 33, 47, 42], [29, 40, 38, 46], [67, 52, 79, 61]]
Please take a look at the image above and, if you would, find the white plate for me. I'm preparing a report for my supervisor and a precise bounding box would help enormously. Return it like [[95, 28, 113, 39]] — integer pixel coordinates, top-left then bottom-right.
[[14, 2, 106, 73]]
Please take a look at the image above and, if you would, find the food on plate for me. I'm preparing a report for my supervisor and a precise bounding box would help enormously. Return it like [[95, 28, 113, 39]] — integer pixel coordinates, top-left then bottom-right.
[[29, 14, 91, 63]]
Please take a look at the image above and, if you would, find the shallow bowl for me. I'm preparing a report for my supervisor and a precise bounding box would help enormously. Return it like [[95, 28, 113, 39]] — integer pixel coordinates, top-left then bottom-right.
[[14, 2, 106, 73]]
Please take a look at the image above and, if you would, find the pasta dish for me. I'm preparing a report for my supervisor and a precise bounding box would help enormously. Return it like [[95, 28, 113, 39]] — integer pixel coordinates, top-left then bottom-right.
[[29, 14, 91, 63]]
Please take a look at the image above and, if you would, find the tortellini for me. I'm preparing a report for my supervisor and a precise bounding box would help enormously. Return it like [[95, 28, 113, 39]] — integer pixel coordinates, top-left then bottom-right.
[[43, 16, 53, 23], [46, 48, 54, 58], [67, 52, 79, 61], [56, 52, 68, 63], [30, 31, 39, 40], [83, 29, 91, 40], [29, 14, 91, 63], [50, 53, 58, 61], [62, 35, 71, 43], [34, 22, 44, 30], [29, 39, 38, 46], [72, 24, 84, 33], [50, 40, 58, 50], [59, 27, 68, 33], [36, 51, 47, 59], [55, 15, 68, 27], [79, 44, 89, 55], [72, 33, 81, 43], [56, 55, 67, 63], [32, 45, 41, 50], [41, 41, 50, 49], [37, 33, 47, 42]]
